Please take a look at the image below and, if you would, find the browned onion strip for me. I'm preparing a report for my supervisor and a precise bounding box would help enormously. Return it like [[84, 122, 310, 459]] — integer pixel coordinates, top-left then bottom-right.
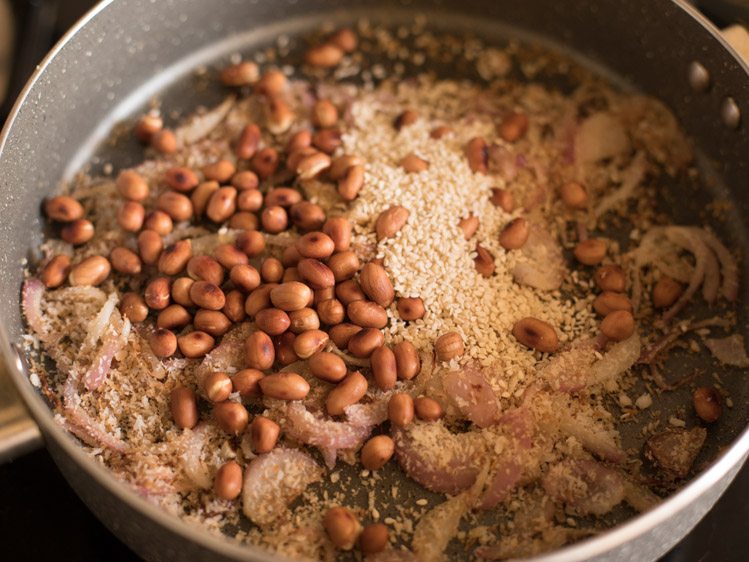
[[175, 96, 235, 145]]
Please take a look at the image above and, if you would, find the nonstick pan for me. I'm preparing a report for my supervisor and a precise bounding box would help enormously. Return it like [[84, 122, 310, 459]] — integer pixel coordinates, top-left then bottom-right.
[[1, 0, 749, 560]]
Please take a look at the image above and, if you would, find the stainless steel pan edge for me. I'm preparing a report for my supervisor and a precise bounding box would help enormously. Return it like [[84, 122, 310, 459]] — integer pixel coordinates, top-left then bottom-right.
[[1, 0, 748, 560]]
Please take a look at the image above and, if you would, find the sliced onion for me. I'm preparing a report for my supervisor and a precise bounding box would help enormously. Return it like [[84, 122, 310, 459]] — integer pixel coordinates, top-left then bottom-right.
[[512, 224, 565, 291], [196, 322, 252, 388], [176, 96, 235, 145], [542, 459, 625, 516], [498, 406, 534, 449], [242, 448, 323, 527], [557, 413, 625, 464], [488, 144, 517, 181], [22, 278, 47, 341], [592, 151, 646, 221], [585, 333, 640, 388], [540, 338, 599, 393], [84, 292, 117, 349], [574, 111, 630, 164], [181, 424, 212, 490], [661, 227, 708, 321], [443, 365, 500, 428], [705, 334, 749, 367], [479, 458, 523, 509], [393, 422, 480, 494], [696, 228, 739, 301], [83, 319, 131, 391]]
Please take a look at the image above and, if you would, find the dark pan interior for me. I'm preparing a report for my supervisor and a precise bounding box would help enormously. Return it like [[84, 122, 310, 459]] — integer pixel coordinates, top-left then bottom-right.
[[1, 0, 749, 559]]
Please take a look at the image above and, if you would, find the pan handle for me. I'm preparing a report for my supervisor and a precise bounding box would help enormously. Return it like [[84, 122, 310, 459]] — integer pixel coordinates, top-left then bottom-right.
[[0, 355, 42, 463]]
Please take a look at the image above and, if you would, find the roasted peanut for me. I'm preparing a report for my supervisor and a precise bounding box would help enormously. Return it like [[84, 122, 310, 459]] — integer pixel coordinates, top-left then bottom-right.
[[293, 329, 329, 358], [138, 229, 163, 265], [312, 128, 342, 154], [270, 281, 313, 312], [144, 277, 171, 310], [255, 68, 287, 97], [294, 232, 334, 260], [653, 276, 683, 309], [220, 60, 259, 86], [336, 279, 366, 305], [594, 264, 626, 293], [490, 187, 514, 212], [305, 43, 344, 67], [324, 507, 361, 551], [165, 166, 199, 192], [371, 346, 397, 390], [59, 218, 94, 245], [232, 369, 264, 399], [359, 524, 388, 555], [223, 290, 247, 323], [117, 201, 145, 232], [251, 147, 279, 179], [203, 371, 233, 403], [230, 264, 261, 293], [394, 341, 420, 380], [213, 243, 248, 270], [328, 251, 360, 283], [288, 307, 320, 333], [347, 328, 384, 358], [337, 164, 364, 201], [151, 129, 177, 154], [194, 309, 233, 337], [458, 215, 479, 240], [150, 328, 178, 358], [40, 255, 71, 288], [327, 27, 357, 51], [512, 317, 559, 353], [397, 297, 425, 321], [206, 187, 237, 224], [327, 371, 368, 416], [593, 291, 633, 316], [693, 386, 722, 423], [414, 396, 443, 422], [435, 332, 464, 362], [286, 129, 312, 154], [229, 212, 259, 231], [231, 170, 259, 191], [157, 191, 193, 222], [319, 219, 351, 253], [235, 123, 261, 160], [260, 257, 284, 283], [157, 304, 191, 330], [400, 153, 429, 173], [213, 401, 249, 435], [144, 210, 173, 235], [187, 255, 224, 286], [329, 323, 362, 349], [394, 109, 418, 130], [185, 283, 225, 314], [245, 330, 275, 369], [329, 155, 363, 181], [308, 351, 347, 383], [312, 99, 338, 128], [203, 159, 236, 183], [296, 258, 334, 290], [498, 111, 529, 142], [347, 301, 388, 329], [171, 277, 195, 307], [317, 298, 345, 325], [214, 461, 243, 501], [388, 393, 414, 427], [45, 195, 83, 222], [255, 307, 291, 336], [289, 202, 326, 234], [474, 244, 496, 277], [600, 310, 635, 341], [560, 181, 588, 209], [170, 386, 197, 428], [281, 267, 302, 285], [259, 372, 310, 400], [261, 205, 288, 234], [499, 217, 530, 250], [274, 331, 300, 366], [120, 292, 148, 323], [314, 287, 336, 305], [265, 187, 302, 209], [236, 230, 265, 257], [251, 416, 281, 454], [158, 239, 192, 275], [133, 113, 163, 144], [245, 284, 277, 317], [430, 125, 452, 139], [465, 137, 488, 174], [375, 206, 410, 241], [68, 256, 111, 286], [360, 435, 394, 470], [359, 263, 394, 307], [297, 151, 331, 179], [574, 238, 607, 265], [178, 331, 215, 358]]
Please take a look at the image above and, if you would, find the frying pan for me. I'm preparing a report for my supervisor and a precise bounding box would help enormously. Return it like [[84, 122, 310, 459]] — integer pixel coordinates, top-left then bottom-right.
[[1, 0, 749, 560]]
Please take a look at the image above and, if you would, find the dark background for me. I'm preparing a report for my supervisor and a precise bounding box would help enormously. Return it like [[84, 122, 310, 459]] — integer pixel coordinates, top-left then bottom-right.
[[1, 0, 749, 560]]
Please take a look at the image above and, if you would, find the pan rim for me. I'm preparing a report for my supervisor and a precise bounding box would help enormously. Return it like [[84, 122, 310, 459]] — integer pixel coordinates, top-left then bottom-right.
[[1, 0, 748, 561]]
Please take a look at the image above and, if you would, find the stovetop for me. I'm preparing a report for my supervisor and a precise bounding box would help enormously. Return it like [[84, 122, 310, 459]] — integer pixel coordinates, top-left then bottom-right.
[[1, 1, 748, 560]]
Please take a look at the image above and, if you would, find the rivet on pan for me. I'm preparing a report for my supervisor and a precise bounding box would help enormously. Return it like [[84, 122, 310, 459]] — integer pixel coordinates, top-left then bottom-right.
[[721, 97, 741, 129], [688, 61, 710, 92]]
